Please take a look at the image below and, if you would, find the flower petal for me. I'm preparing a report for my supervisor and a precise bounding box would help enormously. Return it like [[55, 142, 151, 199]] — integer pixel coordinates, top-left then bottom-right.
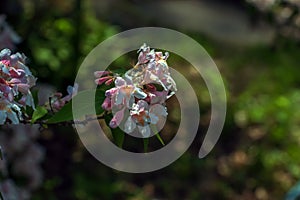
[[109, 108, 125, 128], [133, 87, 147, 99], [115, 90, 125, 105], [7, 110, 19, 124], [149, 113, 159, 124], [94, 71, 110, 78], [150, 104, 168, 117], [136, 100, 148, 110], [0, 110, 7, 124], [124, 116, 136, 133], [95, 77, 110, 85], [115, 77, 126, 87], [138, 125, 151, 138], [102, 97, 112, 111]]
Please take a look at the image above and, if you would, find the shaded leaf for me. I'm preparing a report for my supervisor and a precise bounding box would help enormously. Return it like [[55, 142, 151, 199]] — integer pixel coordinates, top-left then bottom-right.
[[46, 101, 72, 124], [31, 89, 39, 105], [31, 106, 48, 123], [95, 88, 106, 115], [143, 138, 149, 152], [112, 128, 125, 148]]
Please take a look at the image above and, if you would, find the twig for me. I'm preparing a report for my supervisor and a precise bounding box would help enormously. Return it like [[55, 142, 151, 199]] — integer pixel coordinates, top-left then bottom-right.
[[20, 112, 107, 126]]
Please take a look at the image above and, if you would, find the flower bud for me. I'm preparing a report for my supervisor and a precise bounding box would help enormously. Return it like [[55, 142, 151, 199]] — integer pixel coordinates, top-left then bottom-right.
[[109, 108, 125, 128], [95, 77, 110, 85], [101, 97, 111, 111], [94, 71, 110, 78]]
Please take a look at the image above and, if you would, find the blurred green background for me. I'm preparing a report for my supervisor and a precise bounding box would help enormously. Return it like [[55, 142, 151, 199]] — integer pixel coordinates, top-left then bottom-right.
[[2, 0, 300, 199]]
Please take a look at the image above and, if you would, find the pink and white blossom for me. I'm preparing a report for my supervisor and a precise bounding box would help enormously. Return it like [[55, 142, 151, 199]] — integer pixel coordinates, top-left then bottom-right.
[[96, 44, 177, 137], [0, 48, 36, 124]]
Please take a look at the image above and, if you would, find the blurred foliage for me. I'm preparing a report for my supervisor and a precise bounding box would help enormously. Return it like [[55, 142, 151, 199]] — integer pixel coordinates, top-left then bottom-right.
[[1, 0, 300, 199], [14, 0, 118, 89], [246, 0, 300, 40]]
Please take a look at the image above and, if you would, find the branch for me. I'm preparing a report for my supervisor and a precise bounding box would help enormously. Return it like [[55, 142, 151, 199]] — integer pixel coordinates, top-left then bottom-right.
[[21, 112, 107, 126]]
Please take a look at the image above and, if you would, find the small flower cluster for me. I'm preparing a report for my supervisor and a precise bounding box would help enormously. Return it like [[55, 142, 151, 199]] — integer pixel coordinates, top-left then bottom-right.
[[50, 83, 78, 112], [0, 49, 37, 124], [95, 44, 177, 137]]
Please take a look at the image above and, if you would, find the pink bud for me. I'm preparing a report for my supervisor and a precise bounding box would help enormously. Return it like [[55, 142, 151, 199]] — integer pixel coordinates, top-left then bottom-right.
[[105, 78, 113, 85], [105, 88, 118, 97], [17, 83, 30, 94], [1, 60, 10, 65], [101, 97, 112, 111], [109, 108, 125, 128], [52, 100, 65, 111], [95, 77, 110, 85], [94, 71, 110, 78]]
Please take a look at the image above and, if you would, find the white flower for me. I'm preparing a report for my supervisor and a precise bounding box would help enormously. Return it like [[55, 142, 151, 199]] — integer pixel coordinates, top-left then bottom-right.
[[0, 95, 22, 124], [124, 100, 168, 138], [100, 44, 176, 137]]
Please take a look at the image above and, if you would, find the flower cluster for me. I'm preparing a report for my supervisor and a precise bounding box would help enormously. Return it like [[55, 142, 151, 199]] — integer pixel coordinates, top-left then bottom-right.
[[0, 49, 37, 124], [50, 83, 78, 112], [95, 44, 177, 137]]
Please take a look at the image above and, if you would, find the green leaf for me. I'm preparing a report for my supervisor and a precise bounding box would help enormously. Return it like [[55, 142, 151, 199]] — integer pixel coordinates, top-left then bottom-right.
[[0, 191, 3, 200], [46, 101, 72, 124], [47, 89, 105, 124], [155, 133, 165, 146], [112, 128, 125, 148], [143, 138, 149, 152], [151, 125, 165, 146], [31, 106, 48, 123], [95, 88, 106, 115], [31, 89, 39, 105]]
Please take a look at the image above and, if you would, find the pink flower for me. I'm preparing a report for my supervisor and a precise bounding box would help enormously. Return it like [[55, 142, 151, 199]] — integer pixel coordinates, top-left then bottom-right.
[[94, 71, 111, 78], [0, 48, 36, 124], [137, 43, 151, 64], [95, 77, 111, 85], [97, 44, 176, 136], [103, 77, 147, 111], [124, 100, 168, 137], [101, 97, 112, 110], [109, 108, 125, 128], [51, 84, 78, 112], [105, 78, 113, 85], [94, 71, 113, 86], [126, 44, 177, 99], [148, 90, 168, 104], [0, 96, 22, 124]]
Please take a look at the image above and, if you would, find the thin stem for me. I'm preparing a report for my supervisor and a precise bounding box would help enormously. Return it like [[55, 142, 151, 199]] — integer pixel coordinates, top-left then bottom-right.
[[49, 97, 54, 113], [21, 113, 106, 126]]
